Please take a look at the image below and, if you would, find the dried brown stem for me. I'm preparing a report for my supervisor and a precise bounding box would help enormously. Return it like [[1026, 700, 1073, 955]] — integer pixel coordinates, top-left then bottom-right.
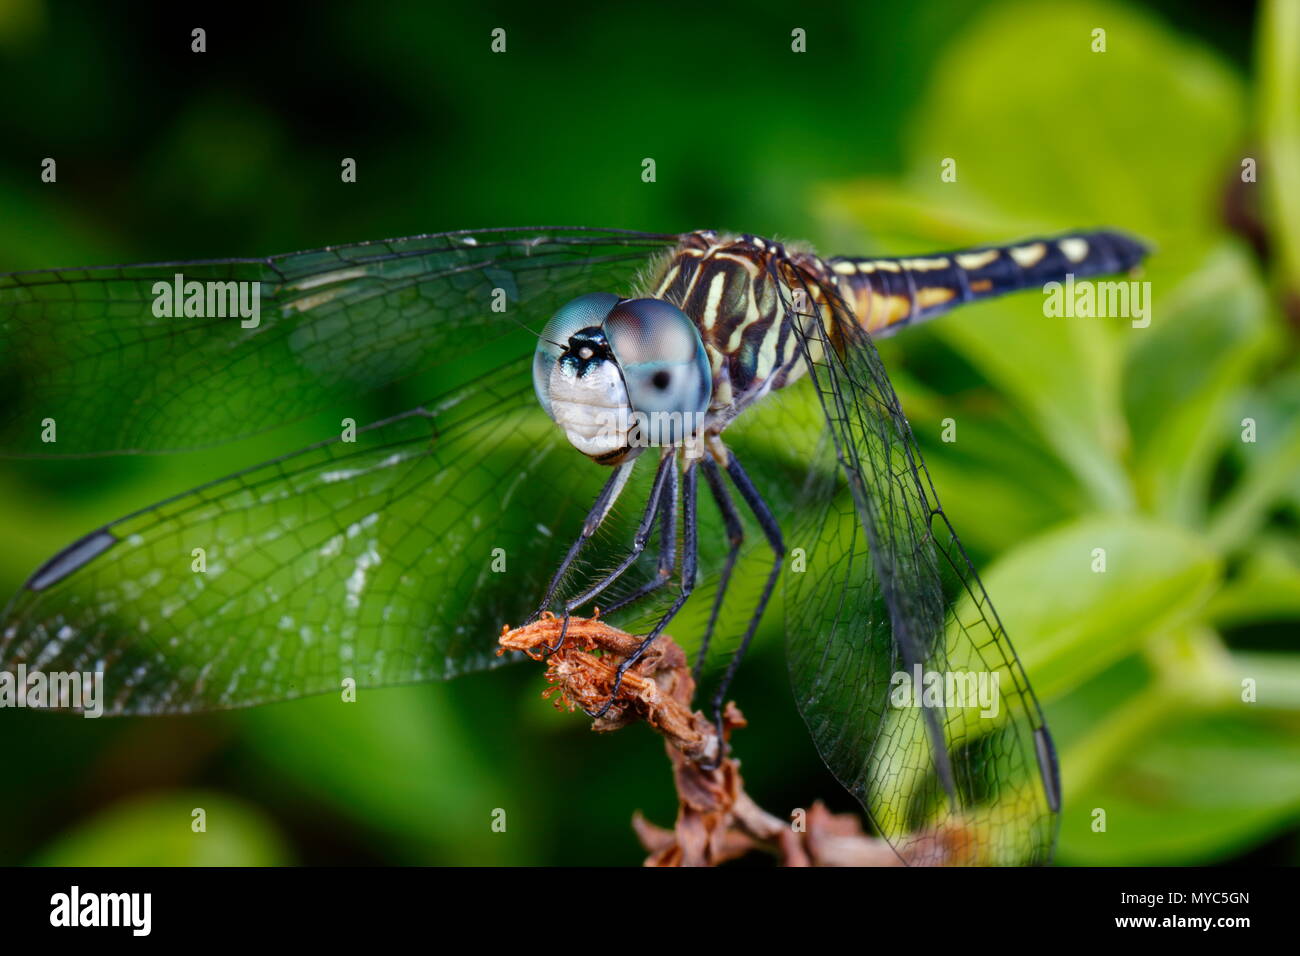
[[498, 613, 906, 867]]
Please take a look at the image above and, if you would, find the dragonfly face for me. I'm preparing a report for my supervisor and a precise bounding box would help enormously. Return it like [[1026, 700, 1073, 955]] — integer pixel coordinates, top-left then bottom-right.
[[533, 293, 712, 464], [0, 225, 1149, 865]]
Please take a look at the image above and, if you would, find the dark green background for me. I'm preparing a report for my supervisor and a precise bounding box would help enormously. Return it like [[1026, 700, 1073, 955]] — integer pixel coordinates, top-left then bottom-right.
[[1, 0, 1296, 865]]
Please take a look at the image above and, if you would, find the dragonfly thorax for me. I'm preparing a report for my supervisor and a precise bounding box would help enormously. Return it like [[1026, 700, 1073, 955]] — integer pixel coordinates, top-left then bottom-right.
[[646, 232, 833, 427]]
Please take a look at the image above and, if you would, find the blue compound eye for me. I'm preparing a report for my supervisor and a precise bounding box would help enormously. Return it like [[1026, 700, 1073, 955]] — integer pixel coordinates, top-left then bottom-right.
[[533, 292, 621, 418], [603, 298, 711, 424]]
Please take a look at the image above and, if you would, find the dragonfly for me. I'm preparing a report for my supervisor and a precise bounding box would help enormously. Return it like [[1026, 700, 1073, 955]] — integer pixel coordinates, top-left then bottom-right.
[[0, 225, 1147, 865]]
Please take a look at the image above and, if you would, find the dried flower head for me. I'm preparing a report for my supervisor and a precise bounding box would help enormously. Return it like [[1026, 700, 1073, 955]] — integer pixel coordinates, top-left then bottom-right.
[[499, 613, 914, 866]]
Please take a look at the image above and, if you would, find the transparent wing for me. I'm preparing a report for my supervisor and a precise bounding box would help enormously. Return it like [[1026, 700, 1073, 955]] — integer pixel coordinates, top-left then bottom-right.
[[0, 227, 677, 455], [0, 355, 656, 714], [781, 274, 1061, 866]]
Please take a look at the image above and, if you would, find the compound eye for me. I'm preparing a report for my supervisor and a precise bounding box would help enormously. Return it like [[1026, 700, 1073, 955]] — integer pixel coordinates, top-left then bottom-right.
[[603, 298, 711, 423], [532, 292, 620, 418]]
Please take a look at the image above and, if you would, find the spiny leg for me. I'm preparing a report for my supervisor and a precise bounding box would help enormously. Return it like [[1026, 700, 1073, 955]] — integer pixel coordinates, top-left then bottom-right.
[[588, 456, 699, 719], [694, 455, 745, 682], [600, 464, 678, 617], [703, 449, 784, 765], [531, 458, 636, 626], [561, 450, 675, 620]]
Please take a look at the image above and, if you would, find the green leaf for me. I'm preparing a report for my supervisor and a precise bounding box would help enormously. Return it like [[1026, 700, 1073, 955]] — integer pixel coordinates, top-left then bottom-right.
[[240, 682, 534, 865], [1209, 386, 1300, 552], [1047, 631, 1300, 866], [815, 2, 1249, 513], [1059, 709, 1300, 864], [936, 294, 1134, 511], [906, 0, 1245, 259], [1230, 652, 1300, 713], [1259, 0, 1300, 295], [1209, 538, 1300, 625], [880, 349, 1088, 555], [34, 791, 289, 866], [1125, 244, 1273, 526], [971, 514, 1221, 700]]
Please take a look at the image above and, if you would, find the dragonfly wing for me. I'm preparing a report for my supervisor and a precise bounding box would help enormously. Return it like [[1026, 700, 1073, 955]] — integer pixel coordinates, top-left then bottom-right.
[[781, 276, 1060, 865], [0, 355, 625, 714], [0, 227, 677, 455]]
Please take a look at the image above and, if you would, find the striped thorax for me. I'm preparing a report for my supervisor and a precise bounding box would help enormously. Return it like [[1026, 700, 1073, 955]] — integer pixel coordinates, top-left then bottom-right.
[[532, 228, 1148, 465], [645, 231, 832, 426]]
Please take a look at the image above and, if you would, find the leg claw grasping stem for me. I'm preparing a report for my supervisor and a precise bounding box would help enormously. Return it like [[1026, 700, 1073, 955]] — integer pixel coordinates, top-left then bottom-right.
[[499, 614, 921, 866]]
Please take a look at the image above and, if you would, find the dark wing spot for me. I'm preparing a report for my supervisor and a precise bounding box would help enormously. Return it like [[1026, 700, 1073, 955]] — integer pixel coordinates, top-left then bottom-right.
[[27, 529, 118, 591]]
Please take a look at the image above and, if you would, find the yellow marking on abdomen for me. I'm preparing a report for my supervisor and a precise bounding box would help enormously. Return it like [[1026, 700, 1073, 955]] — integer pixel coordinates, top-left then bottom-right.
[[1009, 243, 1047, 268], [1058, 238, 1090, 263], [969, 278, 993, 293], [956, 250, 999, 270], [855, 291, 913, 331], [915, 286, 957, 310], [901, 257, 951, 272]]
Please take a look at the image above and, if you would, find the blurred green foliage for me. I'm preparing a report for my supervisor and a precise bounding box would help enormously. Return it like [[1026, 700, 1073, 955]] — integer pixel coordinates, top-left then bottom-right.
[[34, 791, 289, 866], [815, 0, 1300, 864], [0, 0, 1295, 865]]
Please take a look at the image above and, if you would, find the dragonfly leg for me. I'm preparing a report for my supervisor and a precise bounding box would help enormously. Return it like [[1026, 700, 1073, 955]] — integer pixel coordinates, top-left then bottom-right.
[[693, 455, 745, 682], [598, 467, 677, 616], [586, 457, 698, 719], [559, 451, 675, 624], [529, 459, 636, 648], [701, 449, 784, 766]]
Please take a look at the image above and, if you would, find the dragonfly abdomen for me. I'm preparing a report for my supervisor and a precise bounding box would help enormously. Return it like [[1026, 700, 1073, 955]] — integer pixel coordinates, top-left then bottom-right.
[[827, 230, 1149, 338]]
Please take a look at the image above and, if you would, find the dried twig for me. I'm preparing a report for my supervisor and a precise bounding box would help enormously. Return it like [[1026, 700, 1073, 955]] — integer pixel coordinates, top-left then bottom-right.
[[498, 612, 909, 866]]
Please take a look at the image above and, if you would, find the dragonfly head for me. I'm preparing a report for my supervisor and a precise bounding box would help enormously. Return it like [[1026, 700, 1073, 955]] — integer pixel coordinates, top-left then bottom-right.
[[533, 293, 712, 464]]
